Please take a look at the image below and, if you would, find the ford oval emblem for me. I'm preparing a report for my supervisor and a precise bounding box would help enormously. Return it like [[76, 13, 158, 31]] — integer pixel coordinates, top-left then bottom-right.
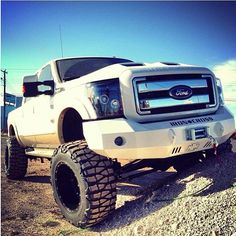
[[169, 85, 193, 100]]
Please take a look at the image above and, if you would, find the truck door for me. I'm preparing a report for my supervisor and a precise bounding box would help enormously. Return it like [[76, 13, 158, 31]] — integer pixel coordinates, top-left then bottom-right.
[[32, 65, 58, 147], [16, 97, 37, 146]]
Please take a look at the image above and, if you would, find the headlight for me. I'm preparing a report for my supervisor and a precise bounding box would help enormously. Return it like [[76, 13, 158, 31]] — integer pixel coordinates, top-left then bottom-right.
[[216, 78, 224, 106], [86, 79, 123, 118]]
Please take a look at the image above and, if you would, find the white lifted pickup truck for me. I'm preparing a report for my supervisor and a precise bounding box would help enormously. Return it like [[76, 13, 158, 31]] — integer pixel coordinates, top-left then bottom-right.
[[5, 57, 235, 227]]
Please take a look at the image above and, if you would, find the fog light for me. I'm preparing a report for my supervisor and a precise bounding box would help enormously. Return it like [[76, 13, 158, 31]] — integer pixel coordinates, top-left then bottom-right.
[[114, 136, 124, 146], [214, 122, 224, 137]]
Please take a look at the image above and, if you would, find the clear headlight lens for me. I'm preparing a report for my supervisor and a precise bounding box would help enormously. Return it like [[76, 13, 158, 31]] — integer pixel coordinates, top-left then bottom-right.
[[86, 79, 123, 118], [216, 78, 224, 106]]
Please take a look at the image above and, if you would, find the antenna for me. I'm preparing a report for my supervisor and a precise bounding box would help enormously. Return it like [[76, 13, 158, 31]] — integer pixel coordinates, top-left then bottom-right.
[[59, 24, 64, 58]]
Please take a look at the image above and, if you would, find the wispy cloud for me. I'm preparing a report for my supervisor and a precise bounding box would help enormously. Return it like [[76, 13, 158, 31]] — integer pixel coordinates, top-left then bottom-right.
[[212, 59, 236, 101]]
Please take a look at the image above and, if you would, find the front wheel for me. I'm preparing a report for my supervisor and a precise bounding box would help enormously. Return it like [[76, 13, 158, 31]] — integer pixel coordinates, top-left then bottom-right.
[[50, 141, 117, 227]]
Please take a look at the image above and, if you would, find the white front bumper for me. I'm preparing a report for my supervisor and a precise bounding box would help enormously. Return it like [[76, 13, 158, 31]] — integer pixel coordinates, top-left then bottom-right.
[[83, 107, 235, 160]]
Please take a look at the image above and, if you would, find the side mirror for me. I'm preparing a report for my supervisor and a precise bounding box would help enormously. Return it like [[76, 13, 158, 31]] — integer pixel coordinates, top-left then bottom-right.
[[23, 82, 40, 97], [23, 80, 55, 97]]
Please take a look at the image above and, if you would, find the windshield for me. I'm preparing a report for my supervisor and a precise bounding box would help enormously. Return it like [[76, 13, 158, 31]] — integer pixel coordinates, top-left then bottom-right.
[[56, 57, 133, 81]]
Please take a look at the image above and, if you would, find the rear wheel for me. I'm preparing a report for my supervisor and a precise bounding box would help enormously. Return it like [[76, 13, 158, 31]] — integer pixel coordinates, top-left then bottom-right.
[[4, 137, 28, 180], [50, 140, 117, 227]]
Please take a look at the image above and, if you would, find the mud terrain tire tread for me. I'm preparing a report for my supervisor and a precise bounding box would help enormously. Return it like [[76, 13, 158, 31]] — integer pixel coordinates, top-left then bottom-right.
[[5, 137, 28, 180], [51, 140, 116, 227]]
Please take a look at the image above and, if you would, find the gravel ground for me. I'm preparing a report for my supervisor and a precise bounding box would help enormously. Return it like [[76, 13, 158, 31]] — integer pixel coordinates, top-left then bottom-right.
[[95, 150, 236, 236], [1, 135, 236, 236]]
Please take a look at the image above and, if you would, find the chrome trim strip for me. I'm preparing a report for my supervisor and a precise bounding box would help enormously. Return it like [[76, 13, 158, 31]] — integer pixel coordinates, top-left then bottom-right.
[[139, 95, 210, 110], [137, 79, 208, 93]]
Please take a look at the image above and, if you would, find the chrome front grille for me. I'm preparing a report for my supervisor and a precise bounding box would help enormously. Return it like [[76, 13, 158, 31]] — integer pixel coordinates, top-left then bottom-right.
[[133, 74, 216, 115]]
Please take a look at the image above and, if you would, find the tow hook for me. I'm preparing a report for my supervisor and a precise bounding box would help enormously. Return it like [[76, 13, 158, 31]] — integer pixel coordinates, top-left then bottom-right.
[[208, 135, 218, 156]]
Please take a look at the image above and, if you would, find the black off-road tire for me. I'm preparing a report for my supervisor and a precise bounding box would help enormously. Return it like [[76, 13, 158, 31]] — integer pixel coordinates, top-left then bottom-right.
[[50, 140, 117, 228], [206, 138, 233, 157], [5, 137, 28, 180]]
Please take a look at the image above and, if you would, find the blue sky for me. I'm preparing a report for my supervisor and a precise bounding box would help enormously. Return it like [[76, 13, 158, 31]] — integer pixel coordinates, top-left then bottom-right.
[[1, 1, 236, 97]]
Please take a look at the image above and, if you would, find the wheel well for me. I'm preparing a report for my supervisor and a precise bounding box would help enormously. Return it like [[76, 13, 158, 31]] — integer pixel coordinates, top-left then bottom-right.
[[9, 125, 16, 136], [61, 108, 84, 143]]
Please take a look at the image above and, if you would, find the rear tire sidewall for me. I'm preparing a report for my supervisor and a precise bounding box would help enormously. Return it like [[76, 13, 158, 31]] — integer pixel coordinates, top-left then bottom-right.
[[51, 152, 89, 226]]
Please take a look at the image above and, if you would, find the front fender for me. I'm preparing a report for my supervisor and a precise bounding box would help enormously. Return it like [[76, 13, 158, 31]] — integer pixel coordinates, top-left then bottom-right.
[[54, 97, 92, 143], [7, 110, 25, 146]]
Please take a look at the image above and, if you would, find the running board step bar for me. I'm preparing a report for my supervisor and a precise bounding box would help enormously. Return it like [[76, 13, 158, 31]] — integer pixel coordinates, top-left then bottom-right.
[[25, 147, 54, 158]]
